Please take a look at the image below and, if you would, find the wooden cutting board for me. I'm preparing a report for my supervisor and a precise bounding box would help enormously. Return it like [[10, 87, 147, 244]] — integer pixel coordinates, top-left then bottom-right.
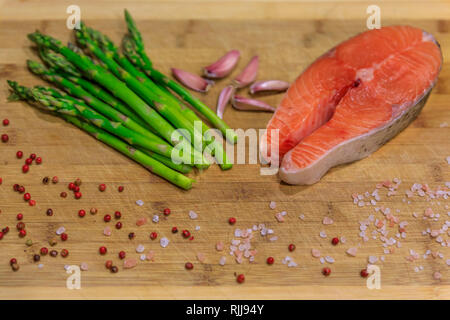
[[0, 0, 449, 299]]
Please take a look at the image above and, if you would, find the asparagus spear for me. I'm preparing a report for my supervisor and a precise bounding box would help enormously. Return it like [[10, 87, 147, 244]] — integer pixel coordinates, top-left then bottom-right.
[[9, 84, 193, 190], [75, 23, 206, 152], [9, 83, 193, 188], [27, 32, 198, 155], [30, 87, 195, 166], [27, 60, 168, 146], [29, 85, 193, 174], [123, 10, 237, 144], [122, 35, 233, 170]]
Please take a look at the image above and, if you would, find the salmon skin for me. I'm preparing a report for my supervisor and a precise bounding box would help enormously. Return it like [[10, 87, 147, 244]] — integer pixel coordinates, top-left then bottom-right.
[[260, 26, 442, 185]]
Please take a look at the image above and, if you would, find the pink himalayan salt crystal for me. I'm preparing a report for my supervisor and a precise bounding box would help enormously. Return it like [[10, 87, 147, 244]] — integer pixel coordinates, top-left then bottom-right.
[[424, 208, 433, 217], [433, 271, 442, 280], [275, 212, 285, 222], [346, 247, 358, 257], [80, 262, 88, 271], [123, 258, 137, 269], [216, 241, 224, 251], [196, 252, 206, 263], [322, 216, 333, 225], [103, 226, 112, 236], [219, 256, 226, 266], [311, 248, 321, 258], [146, 250, 155, 261], [136, 217, 147, 226]]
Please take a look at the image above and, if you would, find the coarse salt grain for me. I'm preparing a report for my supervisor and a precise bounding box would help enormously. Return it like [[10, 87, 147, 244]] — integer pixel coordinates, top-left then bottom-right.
[[140, 254, 146, 261], [319, 231, 327, 238], [160, 237, 169, 248], [38, 264, 44, 269], [152, 215, 159, 223], [136, 244, 145, 253], [56, 227, 66, 235], [368, 256, 378, 264], [189, 210, 198, 219], [269, 201, 276, 209], [299, 214, 305, 220], [325, 256, 335, 264], [136, 200, 144, 206], [195, 226, 200, 231]]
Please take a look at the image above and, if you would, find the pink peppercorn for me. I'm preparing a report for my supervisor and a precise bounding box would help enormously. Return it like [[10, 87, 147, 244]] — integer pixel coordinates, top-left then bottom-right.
[[23, 193, 31, 201], [331, 237, 339, 245], [28, 199, 36, 206], [40, 247, 48, 255], [360, 269, 369, 278], [1, 134, 9, 143], [22, 165, 29, 173], [2, 119, 9, 126], [267, 257, 274, 265], [236, 274, 245, 283], [118, 251, 126, 259], [16, 151, 23, 159], [118, 186, 124, 192], [16, 213, 23, 220], [288, 244, 296, 252], [185, 262, 194, 270], [74, 192, 82, 199], [35, 157, 42, 165], [163, 208, 171, 216], [150, 232, 157, 240], [98, 184, 106, 192], [29, 154, 36, 160], [104, 214, 111, 222], [19, 229, 26, 237], [115, 221, 122, 230], [60, 233, 68, 241], [99, 246, 107, 255], [114, 211, 121, 219], [228, 217, 236, 225], [78, 209, 86, 217], [25, 158, 32, 165], [322, 267, 331, 276]]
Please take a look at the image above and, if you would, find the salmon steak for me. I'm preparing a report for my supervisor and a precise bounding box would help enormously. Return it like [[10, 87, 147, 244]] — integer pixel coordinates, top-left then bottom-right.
[[260, 26, 442, 185]]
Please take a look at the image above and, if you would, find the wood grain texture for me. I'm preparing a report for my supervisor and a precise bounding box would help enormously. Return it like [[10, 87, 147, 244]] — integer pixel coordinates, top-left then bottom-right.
[[0, 1, 449, 299]]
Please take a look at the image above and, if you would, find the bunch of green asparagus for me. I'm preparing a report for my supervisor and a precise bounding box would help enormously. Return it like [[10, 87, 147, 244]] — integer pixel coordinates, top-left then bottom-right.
[[7, 10, 237, 190]]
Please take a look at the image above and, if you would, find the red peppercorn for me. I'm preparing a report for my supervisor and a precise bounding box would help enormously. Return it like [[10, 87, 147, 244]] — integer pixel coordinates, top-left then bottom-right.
[[236, 274, 245, 283], [23, 193, 31, 201], [182, 230, 191, 238], [104, 214, 111, 222], [40, 247, 48, 255], [10, 258, 17, 265], [73, 185, 80, 193], [118, 251, 126, 259], [360, 269, 369, 278], [0, 177, 2, 185], [99, 246, 107, 255], [288, 244, 296, 252], [1, 134, 9, 143], [150, 232, 158, 240], [0, 231, 3, 240], [17, 186, 25, 193], [114, 211, 121, 219], [228, 217, 236, 225], [16, 151, 23, 159], [78, 209, 86, 217], [3, 226, 9, 234], [68, 182, 75, 190], [60, 249, 69, 258], [16, 213, 23, 220], [331, 237, 339, 245], [46, 208, 53, 216], [60, 191, 67, 198], [60, 233, 68, 241], [22, 165, 29, 173], [28, 199, 36, 206], [16, 222, 25, 230], [74, 178, 82, 186], [128, 232, 135, 240], [110, 266, 118, 273], [18, 229, 26, 237], [35, 157, 42, 165], [185, 262, 194, 270], [2, 119, 9, 126], [98, 183, 106, 192], [322, 267, 331, 276], [52, 176, 58, 184], [267, 257, 275, 265], [171, 226, 178, 233], [74, 192, 82, 199], [118, 186, 124, 192], [163, 208, 171, 216], [105, 260, 113, 269], [13, 184, 19, 191], [25, 158, 33, 165], [115, 221, 122, 230], [29, 153, 36, 160]]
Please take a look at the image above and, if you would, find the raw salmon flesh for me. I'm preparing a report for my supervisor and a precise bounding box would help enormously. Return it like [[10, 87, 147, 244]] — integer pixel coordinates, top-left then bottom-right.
[[261, 26, 442, 185]]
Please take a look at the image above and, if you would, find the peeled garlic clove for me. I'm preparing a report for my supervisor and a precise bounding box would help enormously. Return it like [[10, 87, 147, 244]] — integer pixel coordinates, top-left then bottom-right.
[[204, 50, 240, 79], [231, 95, 275, 112], [249, 80, 290, 94], [232, 56, 259, 88], [216, 85, 235, 119], [172, 68, 213, 93]]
